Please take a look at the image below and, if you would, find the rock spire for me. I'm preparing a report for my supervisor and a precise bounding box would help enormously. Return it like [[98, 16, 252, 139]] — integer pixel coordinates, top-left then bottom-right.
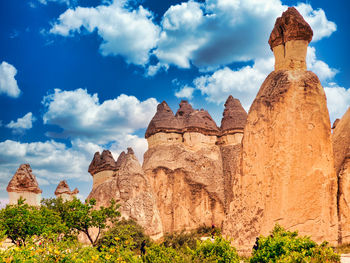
[[88, 150, 117, 176], [54, 180, 79, 196]]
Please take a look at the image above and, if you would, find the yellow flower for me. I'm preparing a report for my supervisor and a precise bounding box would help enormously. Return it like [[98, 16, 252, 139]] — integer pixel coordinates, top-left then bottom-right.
[[114, 237, 120, 241], [92, 255, 99, 260], [105, 255, 111, 260], [54, 249, 60, 255], [125, 240, 129, 245], [109, 248, 115, 253], [117, 257, 123, 261]]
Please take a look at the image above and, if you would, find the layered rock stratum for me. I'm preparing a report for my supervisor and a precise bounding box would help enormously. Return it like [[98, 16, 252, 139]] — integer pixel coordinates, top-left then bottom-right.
[[7, 164, 42, 206]]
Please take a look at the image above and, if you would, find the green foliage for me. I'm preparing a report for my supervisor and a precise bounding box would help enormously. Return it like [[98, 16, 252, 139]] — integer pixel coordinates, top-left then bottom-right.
[[143, 244, 191, 263], [250, 224, 340, 263], [0, 237, 142, 263], [192, 236, 240, 263], [163, 230, 198, 250], [42, 197, 120, 246], [0, 198, 66, 246], [96, 219, 151, 251]]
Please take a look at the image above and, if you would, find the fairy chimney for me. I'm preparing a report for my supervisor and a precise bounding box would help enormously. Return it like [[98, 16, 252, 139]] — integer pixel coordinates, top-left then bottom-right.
[[88, 150, 117, 188], [7, 164, 42, 206], [54, 180, 79, 201]]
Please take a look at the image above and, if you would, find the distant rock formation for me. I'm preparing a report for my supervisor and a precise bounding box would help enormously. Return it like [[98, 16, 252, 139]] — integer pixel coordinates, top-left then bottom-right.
[[88, 150, 117, 188], [54, 180, 79, 201], [223, 7, 337, 250], [333, 108, 350, 243], [88, 148, 163, 239], [7, 164, 42, 206]]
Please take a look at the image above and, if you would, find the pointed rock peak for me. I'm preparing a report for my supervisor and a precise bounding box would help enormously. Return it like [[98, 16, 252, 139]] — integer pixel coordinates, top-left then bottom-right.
[[332, 119, 340, 130], [88, 150, 117, 176], [127, 147, 134, 155], [268, 7, 313, 50], [55, 180, 78, 196], [175, 100, 194, 117], [115, 151, 127, 169], [7, 164, 42, 194], [221, 96, 247, 132], [145, 100, 183, 138]]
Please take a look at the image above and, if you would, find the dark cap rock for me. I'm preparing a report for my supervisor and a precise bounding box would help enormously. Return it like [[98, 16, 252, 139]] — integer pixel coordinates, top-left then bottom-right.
[[7, 164, 42, 194], [54, 180, 79, 196], [220, 95, 247, 134], [268, 7, 313, 50], [88, 150, 117, 176]]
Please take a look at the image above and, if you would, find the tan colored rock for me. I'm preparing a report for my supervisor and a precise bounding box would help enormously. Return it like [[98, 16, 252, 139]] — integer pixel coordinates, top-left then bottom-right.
[[143, 142, 226, 234], [7, 164, 42, 206], [88, 148, 163, 239], [223, 8, 338, 251], [332, 108, 350, 243], [54, 180, 79, 201], [88, 150, 117, 176]]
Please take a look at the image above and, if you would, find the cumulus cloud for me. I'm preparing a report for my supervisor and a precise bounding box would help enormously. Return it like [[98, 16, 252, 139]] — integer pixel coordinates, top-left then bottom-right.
[[6, 112, 36, 133], [36, 0, 76, 6], [153, 0, 336, 70], [307, 47, 337, 82], [50, 1, 160, 65], [42, 88, 158, 143], [193, 57, 274, 110], [324, 84, 350, 123], [0, 139, 101, 198], [175, 85, 195, 100], [0, 61, 21, 98]]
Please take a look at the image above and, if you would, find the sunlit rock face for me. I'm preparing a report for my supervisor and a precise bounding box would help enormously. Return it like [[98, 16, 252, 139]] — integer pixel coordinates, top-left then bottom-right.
[[87, 148, 163, 239], [333, 108, 350, 243], [7, 164, 42, 206], [143, 97, 246, 234], [223, 7, 338, 251], [54, 180, 79, 201]]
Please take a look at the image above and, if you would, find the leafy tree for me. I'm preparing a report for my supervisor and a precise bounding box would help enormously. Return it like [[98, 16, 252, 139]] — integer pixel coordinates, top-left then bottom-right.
[[250, 224, 340, 263], [0, 198, 66, 246], [42, 197, 120, 246]]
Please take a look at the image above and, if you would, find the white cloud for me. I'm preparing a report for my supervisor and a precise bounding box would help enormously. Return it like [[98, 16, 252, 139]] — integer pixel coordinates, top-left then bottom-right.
[[0, 139, 101, 198], [42, 88, 158, 143], [296, 3, 336, 42], [324, 84, 350, 123], [6, 112, 36, 133], [36, 0, 76, 5], [175, 85, 195, 100], [194, 57, 274, 110], [50, 1, 160, 65], [0, 61, 21, 98], [307, 47, 337, 82], [153, 1, 336, 70]]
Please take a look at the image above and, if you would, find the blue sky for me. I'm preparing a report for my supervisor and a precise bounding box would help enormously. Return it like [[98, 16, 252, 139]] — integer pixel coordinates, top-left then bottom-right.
[[0, 0, 349, 203]]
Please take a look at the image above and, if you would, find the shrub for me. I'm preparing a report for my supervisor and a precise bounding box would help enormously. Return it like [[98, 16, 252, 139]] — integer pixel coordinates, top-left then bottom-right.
[[250, 224, 340, 263], [96, 219, 151, 252], [192, 236, 240, 263], [143, 244, 191, 263]]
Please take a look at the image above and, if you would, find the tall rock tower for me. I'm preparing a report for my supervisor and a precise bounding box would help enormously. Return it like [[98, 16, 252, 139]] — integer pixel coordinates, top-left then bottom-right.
[[225, 7, 338, 249], [7, 164, 42, 206]]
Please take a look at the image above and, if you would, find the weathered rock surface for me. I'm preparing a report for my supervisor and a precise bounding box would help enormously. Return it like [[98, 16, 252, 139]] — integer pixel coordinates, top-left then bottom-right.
[[7, 164, 42, 206], [7, 164, 42, 194], [223, 7, 338, 251], [88, 148, 163, 239], [55, 180, 79, 201], [88, 150, 117, 175], [220, 95, 247, 134], [333, 108, 350, 243]]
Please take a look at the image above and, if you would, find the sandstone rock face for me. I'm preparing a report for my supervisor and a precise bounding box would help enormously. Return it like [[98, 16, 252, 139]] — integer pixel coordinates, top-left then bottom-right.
[[55, 180, 79, 201], [223, 7, 338, 251], [88, 148, 163, 239], [332, 108, 350, 243], [7, 164, 42, 206]]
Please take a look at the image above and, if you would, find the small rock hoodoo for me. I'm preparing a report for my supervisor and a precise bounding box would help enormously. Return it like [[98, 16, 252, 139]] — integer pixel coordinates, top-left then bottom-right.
[[54, 180, 79, 201], [7, 164, 42, 206]]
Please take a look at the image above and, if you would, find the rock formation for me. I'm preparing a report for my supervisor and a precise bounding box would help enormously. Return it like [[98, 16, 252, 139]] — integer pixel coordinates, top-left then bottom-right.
[[223, 7, 338, 250], [54, 180, 79, 201], [333, 108, 350, 243], [88, 150, 117, 188], [7, 164, 42, 206], [88, 148, 163, 239]]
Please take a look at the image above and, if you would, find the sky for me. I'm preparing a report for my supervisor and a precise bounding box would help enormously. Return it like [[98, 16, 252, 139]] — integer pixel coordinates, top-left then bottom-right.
[[0, 0, 349, 204]]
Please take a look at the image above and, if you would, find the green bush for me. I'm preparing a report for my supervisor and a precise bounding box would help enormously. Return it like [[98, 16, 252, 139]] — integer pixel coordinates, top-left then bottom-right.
[[192, 236, 240, 263], [143, 244, 191, 263], [96, 219, 151, 252], [163, 230, 198, 250], [250, 224, 340, 263]]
